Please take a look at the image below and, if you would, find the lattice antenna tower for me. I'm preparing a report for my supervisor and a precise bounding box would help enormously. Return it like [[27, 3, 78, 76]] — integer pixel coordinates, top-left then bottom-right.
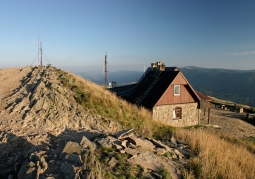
[[38, 32, 40, 65], [40, 42, 42, 66], [104, 52, 108, 86]]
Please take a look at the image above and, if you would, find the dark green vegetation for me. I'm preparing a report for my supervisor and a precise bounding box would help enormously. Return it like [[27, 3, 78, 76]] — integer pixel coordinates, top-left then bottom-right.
[[181, 66, 255, 107], [95, 147, 145, 179]]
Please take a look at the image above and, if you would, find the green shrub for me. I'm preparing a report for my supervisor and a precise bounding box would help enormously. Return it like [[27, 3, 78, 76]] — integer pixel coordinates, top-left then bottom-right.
[[158, 169, 172, 179]]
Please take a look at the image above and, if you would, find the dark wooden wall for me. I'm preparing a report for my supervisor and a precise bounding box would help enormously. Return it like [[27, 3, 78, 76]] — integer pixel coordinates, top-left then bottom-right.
[[155, 73, 198, 106]]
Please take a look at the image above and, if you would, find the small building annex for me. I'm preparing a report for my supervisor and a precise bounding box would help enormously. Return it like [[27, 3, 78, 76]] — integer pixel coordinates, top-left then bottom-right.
[[110, 62, 201, 127]]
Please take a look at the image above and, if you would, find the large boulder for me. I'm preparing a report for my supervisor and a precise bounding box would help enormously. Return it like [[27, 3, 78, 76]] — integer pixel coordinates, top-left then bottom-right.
[[62, 141, 83, 155], [123, 133, 155, 151], [114, 128, 133, 139], [80, 136, 96, 152], [94, 136, 116, 148], [127, 152, 164, 171], [17, 152, 48, 179]]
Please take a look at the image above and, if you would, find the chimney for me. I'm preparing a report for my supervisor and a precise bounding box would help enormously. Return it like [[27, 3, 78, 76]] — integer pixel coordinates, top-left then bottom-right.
[[151, 61, 165, 71]]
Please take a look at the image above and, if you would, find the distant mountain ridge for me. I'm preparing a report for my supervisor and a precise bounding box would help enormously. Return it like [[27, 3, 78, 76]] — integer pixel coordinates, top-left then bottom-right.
[[180, 66, 255, 107], [78, 66, 255, 107], [78, 70, 144, 86]]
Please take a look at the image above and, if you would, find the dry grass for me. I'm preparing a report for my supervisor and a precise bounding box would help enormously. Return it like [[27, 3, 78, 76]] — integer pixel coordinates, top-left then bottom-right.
[[55, 68, 255, 178], [176, 129, 255, 179], [56, 69, 161, 137]]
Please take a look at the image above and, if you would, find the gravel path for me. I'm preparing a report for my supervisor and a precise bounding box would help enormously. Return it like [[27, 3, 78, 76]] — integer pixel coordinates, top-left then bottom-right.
[[200, 107, 255, 138]]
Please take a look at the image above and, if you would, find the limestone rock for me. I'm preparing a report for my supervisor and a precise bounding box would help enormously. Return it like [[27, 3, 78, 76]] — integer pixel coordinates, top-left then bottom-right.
[[62, 141, 83, 155], [80, 136, 96, 151], [59, 163, 77, 179], [112, 140, 123, 150], [124, 148, 139, 157], [108, 157, 118, 168], [114, 128, 133, 139], [171, 149, 184, 159], [148, 138, 170, 151], [154, 147, 167, 155], [127, 152, 164, 171], [176, 148, 191, 158], [121, 140, 128, 148], [94, 136, 116, 148], [81, 149, 96, 166], [64, 153, 83, 166], [17, 152, 48, 179], [80, 148, 102, 179], [123, 133, 155, 151]]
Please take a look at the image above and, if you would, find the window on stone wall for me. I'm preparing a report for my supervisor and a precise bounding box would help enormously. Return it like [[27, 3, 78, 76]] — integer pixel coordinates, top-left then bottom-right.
[[174, 85, 180, 96], [173, 107, 182, 119]]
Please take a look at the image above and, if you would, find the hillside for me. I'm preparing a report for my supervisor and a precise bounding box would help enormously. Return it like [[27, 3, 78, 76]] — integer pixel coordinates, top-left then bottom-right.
[[180, 66, 255, 107], [1, 66, 255, 179], [0, 66, 184, 178]]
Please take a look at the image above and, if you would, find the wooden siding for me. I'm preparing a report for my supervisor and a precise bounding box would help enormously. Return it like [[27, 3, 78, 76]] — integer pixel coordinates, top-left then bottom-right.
[[155, 73, 197, 106]]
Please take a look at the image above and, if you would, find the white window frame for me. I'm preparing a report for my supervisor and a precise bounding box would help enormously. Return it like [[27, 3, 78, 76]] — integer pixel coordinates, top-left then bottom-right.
[[174, 85, 180, 96]]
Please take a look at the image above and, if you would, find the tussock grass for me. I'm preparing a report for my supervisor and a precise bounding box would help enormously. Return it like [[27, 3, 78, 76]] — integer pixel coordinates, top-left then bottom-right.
[[176, 129, 255, 179], [56, 69, 168, 137]]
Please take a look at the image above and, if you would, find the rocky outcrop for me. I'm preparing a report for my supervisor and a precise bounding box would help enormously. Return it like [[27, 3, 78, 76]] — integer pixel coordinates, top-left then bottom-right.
[[93, 129, 191, 179], [18, 153, 48, 179], [16, 136, 102, 179], [1, 127, 191, 179], [0, 66, 122, 142], [0, 66, 124, 177]]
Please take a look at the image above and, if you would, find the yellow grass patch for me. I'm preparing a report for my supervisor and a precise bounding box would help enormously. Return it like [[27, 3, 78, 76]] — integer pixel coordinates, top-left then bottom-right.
[[176, 129, 255, 179]]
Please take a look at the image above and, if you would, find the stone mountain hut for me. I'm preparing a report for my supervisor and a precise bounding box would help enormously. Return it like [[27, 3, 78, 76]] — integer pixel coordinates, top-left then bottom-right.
[[110, 62, 202, 127]]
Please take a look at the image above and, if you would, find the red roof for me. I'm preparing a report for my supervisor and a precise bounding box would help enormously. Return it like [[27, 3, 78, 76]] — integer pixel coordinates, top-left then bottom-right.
[[196, 91, 211, 101]]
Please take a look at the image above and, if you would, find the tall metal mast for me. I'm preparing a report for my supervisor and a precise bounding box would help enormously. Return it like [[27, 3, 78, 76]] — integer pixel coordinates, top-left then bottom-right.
[[40, 42, 42, 66], [38, 32, 40, 64], [104, 52, 108, 86]]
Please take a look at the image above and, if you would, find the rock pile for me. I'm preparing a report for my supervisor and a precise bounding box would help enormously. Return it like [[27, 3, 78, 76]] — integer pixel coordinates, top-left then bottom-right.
[[4, 129, 191, 179], [94, 129, 191, 179], [1, 65, 122, 139], [10, 136, 102, 179]]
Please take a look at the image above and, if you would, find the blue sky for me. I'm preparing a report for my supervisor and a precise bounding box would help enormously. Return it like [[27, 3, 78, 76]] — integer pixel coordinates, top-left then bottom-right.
[[1, 0, 255, 72]]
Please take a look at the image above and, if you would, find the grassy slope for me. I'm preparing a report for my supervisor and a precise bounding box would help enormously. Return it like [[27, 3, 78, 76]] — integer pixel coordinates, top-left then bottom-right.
[[56, 67, 255, 179]]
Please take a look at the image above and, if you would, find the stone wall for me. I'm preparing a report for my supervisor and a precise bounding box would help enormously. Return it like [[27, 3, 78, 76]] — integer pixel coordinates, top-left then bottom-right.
[[153, 102, 199, 127]]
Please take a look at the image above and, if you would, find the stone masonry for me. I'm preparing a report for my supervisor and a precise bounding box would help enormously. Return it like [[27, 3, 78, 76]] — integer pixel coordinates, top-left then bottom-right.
[[153, 102, 199, 127]]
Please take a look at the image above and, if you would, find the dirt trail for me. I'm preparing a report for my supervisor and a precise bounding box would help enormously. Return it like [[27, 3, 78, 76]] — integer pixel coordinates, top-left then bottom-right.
[[200, 108, 255, 138]]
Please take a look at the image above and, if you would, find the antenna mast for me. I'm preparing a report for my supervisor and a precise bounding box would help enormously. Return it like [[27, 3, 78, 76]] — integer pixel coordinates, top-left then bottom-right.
[[38, 32, 39, 64], [104, 52, 108, 87], [40, 42, 42, 66]]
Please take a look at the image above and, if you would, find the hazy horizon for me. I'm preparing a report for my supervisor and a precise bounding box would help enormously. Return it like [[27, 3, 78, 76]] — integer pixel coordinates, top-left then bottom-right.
[[1, 64, 255, 74]]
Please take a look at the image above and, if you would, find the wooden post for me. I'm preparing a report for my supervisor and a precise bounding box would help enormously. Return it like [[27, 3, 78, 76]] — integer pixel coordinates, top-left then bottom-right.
[[204, 108, 206, 116], [198, 109, 200, 125], [208, 108, 211, 124]]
